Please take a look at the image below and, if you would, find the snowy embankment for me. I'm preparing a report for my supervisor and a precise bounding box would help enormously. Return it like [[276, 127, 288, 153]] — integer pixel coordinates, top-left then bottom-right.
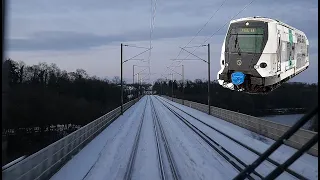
[[157, 96, 318, 180]]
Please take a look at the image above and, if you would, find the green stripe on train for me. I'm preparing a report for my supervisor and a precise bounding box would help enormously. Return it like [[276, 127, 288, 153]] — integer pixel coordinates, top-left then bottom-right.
[[289, 29, 293, 44]]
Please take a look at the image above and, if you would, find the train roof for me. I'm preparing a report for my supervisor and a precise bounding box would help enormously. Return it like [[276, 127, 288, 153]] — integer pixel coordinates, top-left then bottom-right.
[[230, 16, 305, 35]]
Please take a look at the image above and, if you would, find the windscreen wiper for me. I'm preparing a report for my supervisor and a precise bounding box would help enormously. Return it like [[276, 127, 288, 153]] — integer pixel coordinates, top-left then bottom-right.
[[234, 33, 241, 56]]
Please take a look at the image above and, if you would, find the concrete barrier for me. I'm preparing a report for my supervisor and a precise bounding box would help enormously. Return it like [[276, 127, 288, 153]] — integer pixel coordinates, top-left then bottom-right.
[[2, 96, 143, 180], [162, 96, 318, 157]]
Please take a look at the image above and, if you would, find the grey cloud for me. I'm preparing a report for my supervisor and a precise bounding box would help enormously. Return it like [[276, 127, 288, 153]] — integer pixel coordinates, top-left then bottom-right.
[[6, 0, 318, 83], [8, 0, 318, 43], [159, 0, 316, 17], [7, 31, 146, 51], [7, 22, 228, 51], [8, 14, 317, 52], [8, 0, 148, 14], [11, 0, 317, 19], [285, 18, 318, 39], [8, 32, 110, 51]]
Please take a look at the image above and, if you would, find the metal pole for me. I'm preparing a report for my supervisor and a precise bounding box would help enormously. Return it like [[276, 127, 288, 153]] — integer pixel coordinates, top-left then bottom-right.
[[133, 65, 135, 84], [182, 65, 184, 105], [171, 74, 174, 101], [208, 43, 211, 115], [133, 65, 136, 98], [120, 43, 123, 115], [2, 1, 8, 165], [137, 73, 139, 85], [137, 73, 139, 95], [2, 61, 9, 166]]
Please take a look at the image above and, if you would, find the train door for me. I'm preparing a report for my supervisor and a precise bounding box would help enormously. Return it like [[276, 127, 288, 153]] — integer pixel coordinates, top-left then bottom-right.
[[280, 32, 287, 71], [276, 31, 281, 72], [295, 33, 305, 70], [287, 29, 295, 71]]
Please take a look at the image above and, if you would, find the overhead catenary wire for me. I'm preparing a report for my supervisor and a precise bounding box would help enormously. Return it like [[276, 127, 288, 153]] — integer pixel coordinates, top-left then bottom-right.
[[172, 0, 228, 64], [123, 47, 153, 63], [132, 0, 157, 85], [165, 0, 256, 80], [167, 0, 228, 75], [147, 0, 158, 83], [179, 0, 256, 65], [125, 44, 151, 49]]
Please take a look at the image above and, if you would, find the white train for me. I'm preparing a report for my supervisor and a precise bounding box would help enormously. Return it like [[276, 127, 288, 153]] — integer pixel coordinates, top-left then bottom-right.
[[217, 16, 309, 93]]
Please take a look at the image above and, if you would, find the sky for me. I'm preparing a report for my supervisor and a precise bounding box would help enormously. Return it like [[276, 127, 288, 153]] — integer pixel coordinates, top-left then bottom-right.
[[5, 0, 318, 84]]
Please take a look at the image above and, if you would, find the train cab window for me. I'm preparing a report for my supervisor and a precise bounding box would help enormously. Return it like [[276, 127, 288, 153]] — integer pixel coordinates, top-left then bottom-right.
[[228, 27, 265, 53]]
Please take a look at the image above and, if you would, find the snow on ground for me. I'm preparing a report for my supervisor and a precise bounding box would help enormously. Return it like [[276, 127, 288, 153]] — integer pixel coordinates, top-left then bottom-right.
[[151, 96, 239, 180], [50, 96, 148, 180], [156, 97, 295, 179], [157, 96, 318, 180], [159, 102, 291, 178], [51, 95, 318, 180], [131, 97, 161, 180]]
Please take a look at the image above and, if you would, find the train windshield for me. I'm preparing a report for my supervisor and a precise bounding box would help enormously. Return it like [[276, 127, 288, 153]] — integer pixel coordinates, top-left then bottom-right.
[[228, 27, 264, 53]]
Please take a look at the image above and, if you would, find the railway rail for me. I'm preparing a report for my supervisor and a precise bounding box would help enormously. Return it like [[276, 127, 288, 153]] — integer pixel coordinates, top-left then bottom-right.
[[124, 97, 148, 180], [150, 96, 181, 180], [158, 96, 307, 179], [154, 96, 264, 180]]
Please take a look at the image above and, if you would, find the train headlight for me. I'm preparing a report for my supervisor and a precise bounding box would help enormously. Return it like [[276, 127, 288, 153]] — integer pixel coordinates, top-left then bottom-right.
[[254, 65, 259, 69], [225, 62, 229, 67], [260, 62, 267, 68]]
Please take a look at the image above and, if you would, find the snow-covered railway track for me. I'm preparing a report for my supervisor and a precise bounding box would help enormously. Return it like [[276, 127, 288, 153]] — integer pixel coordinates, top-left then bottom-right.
[[124, 96, 148, 180], [157, 96, 307, 180], [155, 96, 263, 180], [150, 96, 180, 180]]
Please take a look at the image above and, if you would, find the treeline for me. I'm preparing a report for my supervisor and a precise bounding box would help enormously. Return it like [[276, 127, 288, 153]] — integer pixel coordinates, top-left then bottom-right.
[[2, 59, 141, 164], [152, 79, 318, 131]]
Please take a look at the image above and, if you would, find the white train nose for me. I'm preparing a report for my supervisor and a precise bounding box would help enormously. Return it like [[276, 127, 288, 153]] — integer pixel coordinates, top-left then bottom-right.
[[217, 16, 309, 94]]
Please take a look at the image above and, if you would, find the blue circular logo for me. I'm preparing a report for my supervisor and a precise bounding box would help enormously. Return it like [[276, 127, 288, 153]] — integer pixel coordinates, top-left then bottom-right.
[[231, 72, 245, 85]]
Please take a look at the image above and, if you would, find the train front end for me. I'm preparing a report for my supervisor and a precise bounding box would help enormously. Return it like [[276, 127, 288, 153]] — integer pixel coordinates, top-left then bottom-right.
[[218, 17, 274, 93]]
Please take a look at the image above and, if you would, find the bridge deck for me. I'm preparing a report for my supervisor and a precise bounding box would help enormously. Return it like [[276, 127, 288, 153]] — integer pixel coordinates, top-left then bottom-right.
[[51, 96, 318, 180]]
